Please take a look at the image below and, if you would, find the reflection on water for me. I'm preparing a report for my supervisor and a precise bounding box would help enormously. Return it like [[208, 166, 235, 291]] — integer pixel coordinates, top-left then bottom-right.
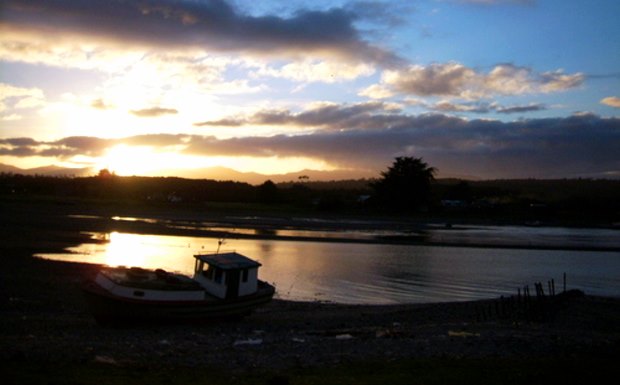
[[39, 231, 620, 304], [426, 224, 620, 249], [68, 214, 620, 249]]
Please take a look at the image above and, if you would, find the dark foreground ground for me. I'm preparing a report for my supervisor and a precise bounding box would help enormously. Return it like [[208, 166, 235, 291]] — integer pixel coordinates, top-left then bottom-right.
[[1, 198, 620, 384]]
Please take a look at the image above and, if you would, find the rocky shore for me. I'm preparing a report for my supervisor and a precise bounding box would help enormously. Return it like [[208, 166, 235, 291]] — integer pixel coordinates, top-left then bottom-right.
[[1, 198, 619, 383], [2, 254, 620, 376]]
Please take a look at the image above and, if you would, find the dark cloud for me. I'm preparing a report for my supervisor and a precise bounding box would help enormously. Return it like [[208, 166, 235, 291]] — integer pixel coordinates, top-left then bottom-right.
[[429, 101, 546, 114], [1, 0, 401, 65], [0, 137, 38, 156], [130, 107, 179, 118], [0, 137, 38, 146], [0, 136, 111, 158], [194, 101, 400, 129], [3, 113, 618, 179], [495, 104, 546, 114], [195, 101, 547, 135], [0, 134, 190, 159], [184, 113, 620, 178]]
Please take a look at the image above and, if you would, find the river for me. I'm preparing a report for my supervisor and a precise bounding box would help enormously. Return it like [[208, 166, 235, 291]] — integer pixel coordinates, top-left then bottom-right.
[[38, 228, 620, 304]]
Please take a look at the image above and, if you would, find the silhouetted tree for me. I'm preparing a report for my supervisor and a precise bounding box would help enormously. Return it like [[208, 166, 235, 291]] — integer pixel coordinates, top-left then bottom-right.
[[371, 157, 436, 211], [257, 180, 279, 204], [97, 168, 115, 178]]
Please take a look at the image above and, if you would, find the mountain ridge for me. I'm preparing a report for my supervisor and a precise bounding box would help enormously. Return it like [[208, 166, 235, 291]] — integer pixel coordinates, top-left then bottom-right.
[[0, 163, 376, 184]]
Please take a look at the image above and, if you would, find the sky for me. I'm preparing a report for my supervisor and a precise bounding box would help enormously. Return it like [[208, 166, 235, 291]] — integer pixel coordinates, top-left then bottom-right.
[[0, 0, 619, 181]]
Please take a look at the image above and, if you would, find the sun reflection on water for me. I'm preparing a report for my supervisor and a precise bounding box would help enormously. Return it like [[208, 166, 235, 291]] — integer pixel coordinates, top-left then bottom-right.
[[104, 232, 158, 268], [37, 230, 620, 304], [58, 231, 202, 274]]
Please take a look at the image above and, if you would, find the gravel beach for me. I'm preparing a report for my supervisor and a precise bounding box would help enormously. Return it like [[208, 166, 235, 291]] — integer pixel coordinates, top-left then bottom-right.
[[2, 256, 620, 370], [1, 198, 619, 383]]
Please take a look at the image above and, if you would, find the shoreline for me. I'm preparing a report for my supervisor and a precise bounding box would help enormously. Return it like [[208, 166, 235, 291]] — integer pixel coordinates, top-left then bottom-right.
[[3, 197, 619, 253], [2, 256, 620, 376], [2, 198, 620, 383]]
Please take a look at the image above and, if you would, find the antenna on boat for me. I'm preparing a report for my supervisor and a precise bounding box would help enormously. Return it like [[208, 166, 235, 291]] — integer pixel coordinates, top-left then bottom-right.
[[216, 238, 226, 254]]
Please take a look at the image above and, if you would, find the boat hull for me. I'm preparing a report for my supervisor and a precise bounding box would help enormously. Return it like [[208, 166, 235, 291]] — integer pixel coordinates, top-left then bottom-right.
[[82, 280, 275, 325]]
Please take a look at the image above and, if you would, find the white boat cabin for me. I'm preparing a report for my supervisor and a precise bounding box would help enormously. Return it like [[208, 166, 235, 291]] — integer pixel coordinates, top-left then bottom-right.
[[193, 252, 262, 299]]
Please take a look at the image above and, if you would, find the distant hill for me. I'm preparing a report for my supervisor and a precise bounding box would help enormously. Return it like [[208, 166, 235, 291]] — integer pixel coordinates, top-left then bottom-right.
[[0, 163, 375, 184], [179, 167, 374, 184], [0, 163, 93, 177], [0, 163, 483, 184], [0, 163, 23, 174]]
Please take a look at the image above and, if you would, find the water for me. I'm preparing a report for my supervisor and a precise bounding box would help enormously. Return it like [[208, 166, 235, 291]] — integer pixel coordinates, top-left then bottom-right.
[[38, 230, 620, 304]]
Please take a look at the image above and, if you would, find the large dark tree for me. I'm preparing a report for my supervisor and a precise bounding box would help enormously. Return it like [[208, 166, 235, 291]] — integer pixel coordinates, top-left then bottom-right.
[[370, 157, 436, 211], [257, 179, 279, 204]]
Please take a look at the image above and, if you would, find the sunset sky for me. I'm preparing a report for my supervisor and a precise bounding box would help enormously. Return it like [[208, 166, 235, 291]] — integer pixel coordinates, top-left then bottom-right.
[[1, 0, 619, 181]]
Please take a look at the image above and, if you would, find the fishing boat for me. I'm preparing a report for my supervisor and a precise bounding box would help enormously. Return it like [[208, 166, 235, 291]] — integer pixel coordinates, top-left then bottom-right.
[[82, 252, 275, 325]]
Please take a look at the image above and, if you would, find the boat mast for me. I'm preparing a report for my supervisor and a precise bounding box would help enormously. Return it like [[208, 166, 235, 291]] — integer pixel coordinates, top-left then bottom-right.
[[216, 238, 226, 254]]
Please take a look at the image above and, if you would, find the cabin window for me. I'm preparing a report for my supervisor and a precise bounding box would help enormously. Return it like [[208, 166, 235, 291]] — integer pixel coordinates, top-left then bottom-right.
[[204, 264, 215, 280], [133, 290, 145, 297], [242, 269, 249, 283], [214, 268, 223, 284]]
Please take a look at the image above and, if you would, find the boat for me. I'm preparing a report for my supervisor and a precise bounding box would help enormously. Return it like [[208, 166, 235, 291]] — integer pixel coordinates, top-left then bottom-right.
[[82, 252, 275, 325]]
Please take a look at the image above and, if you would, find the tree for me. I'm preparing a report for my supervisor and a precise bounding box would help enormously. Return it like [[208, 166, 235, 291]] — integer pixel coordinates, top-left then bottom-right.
[[370, 157, 436, 211], [257, 180, 279, 204], [97, 168, 115, 178]]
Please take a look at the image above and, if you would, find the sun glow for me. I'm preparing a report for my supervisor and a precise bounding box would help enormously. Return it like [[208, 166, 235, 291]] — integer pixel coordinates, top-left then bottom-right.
[[95, 144, 206, 176], [94, 144, 335, 177]]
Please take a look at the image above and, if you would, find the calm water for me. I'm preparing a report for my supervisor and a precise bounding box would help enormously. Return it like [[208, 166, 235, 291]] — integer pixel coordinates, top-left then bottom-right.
[[39, 230, 620, 304]]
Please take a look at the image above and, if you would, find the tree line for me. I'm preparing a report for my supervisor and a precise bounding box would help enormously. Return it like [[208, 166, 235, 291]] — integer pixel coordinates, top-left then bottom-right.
[[1, 157, 619, 224]]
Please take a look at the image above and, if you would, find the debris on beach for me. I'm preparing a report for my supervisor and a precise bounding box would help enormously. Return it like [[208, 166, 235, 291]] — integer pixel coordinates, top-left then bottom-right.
[[448, 330, 480, 338], [233, 338, 263, 347], [335, 333, 354, 340], [94, 355, 118, 365]]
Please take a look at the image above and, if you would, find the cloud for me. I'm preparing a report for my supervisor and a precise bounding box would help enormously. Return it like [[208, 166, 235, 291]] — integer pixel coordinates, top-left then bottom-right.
[[358, 83, 395, 99], [194, 101, 401, 129], [385, 63, 476, 97], [130, 107, 179, 117], [197, 99, 545, 132], [362, 63, 584, 99], [601, 96, 620, 108], [0, 134, 189, 159], [0, 0, 401, 66], [91, 98, 113, 110], [185, 113, 620, 178], [254, 59, 375, 83], [0, 83, 45, 112], [429, 100, 546, 114], [5, 109, 617, 179], [495, 103, 546, 114]]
